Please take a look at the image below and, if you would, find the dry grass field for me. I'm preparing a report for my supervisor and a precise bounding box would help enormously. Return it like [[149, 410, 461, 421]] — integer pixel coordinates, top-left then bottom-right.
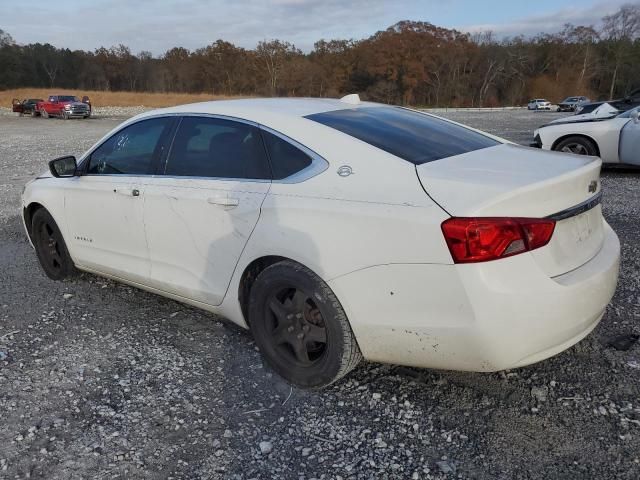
[[1, 88, 244, 107]]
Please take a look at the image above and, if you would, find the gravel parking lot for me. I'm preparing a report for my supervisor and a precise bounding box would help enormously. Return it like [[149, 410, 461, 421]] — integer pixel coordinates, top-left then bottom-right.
[[1, 108, 639, 480]]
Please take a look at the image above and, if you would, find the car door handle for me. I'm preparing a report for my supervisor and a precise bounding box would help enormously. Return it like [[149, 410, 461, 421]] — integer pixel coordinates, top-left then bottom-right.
[[207, 196, 239, 208], [114, 188, 141, 197]]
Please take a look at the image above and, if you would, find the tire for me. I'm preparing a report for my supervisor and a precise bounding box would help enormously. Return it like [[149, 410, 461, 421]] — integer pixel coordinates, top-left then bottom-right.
[[41, 108, 49, 118], [557, 107, 561, 112], [31, 209, 77, 280], [31, 110, 38, 118], [248, 260, 362, 388], [554, 136, 598, 156], [62, 111, 69, 120]]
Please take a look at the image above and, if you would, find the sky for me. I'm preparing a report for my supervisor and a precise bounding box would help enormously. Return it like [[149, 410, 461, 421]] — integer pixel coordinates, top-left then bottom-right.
[[0, 0, 632, 54]]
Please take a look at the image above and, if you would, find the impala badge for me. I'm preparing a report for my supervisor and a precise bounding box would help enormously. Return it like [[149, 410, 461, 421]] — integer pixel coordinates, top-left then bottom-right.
[[588, 180, 597, 193]]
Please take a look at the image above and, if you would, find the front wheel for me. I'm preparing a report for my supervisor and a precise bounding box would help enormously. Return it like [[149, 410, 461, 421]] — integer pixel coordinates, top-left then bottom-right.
[[248, 261, 362, 388], [32, 209, 77, 280], [554, 136, 598, 156]]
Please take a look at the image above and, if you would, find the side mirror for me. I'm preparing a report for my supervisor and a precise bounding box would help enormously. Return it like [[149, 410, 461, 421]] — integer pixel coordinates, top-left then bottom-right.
[[49, 156, 77, 178], [631, 110, 640, 124]]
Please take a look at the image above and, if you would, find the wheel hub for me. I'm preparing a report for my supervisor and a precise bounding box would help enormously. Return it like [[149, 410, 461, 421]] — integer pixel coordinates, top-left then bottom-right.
[[266, 289, 327, 366]]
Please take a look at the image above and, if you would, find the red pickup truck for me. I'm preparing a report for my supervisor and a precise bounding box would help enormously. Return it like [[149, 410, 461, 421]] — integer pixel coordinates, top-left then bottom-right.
[[36, 95, 92, 119]]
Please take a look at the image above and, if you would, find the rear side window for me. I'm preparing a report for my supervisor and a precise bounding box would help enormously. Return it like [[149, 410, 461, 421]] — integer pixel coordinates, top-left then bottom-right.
[[306, 107, 499, 165], [261, 130, 312, 179], [88, 117, 173, 175], [165, 117, 271, 180]]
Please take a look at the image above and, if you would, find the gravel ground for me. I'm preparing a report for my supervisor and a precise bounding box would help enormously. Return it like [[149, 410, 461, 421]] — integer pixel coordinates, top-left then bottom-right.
[[1, 110, 639, 479]]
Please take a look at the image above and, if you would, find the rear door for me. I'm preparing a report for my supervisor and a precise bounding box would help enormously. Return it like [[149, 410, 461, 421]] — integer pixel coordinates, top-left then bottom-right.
[[619, 115, 640, 166], [143, 115, 271, 305], [65, 117, 175, 283]]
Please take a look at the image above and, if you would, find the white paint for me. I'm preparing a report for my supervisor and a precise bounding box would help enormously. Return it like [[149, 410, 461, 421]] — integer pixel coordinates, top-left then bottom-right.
[[21, 97, 621, 372], [535, 116, 635, 164]]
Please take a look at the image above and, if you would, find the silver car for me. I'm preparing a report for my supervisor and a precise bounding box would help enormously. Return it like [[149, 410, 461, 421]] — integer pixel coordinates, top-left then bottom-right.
[[527, 99, 552, 111]]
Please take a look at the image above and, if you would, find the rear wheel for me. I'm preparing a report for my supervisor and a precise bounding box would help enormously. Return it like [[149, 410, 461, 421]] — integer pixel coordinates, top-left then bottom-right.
[[32, 209, 76, 280], [554, 136, 598, 156], [31, 110, 38, 118], [40, 108, 49, 118], [248, 261, 362, 388]]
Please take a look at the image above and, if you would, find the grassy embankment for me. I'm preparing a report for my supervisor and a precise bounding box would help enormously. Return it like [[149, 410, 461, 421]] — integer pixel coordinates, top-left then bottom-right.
[[1, 89, 244, 107]]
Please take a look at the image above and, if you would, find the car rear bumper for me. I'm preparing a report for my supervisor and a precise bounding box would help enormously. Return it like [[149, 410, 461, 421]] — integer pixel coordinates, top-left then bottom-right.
[[328, 221, 620, 371]]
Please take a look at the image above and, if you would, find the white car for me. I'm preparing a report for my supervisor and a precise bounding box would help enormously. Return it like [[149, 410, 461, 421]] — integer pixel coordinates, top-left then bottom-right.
[[533, 106, 640, 165], [22, 96, 620, 388], [548, 103, 621, 125], [528, 99, 552, 110]]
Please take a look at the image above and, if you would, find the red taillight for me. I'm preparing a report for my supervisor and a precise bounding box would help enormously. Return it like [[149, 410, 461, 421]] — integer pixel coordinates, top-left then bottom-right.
[[441, 217, 555, 263]]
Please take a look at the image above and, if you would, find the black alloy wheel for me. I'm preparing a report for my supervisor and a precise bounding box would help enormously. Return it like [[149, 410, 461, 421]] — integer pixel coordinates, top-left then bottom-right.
[[32, 209, 76, 280], [266, 287, 328, 367], [249, 261, 362, 388]]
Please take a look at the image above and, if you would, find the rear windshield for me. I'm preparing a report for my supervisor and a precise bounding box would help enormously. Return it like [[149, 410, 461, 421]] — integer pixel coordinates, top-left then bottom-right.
[[306, 106, 499, 165]]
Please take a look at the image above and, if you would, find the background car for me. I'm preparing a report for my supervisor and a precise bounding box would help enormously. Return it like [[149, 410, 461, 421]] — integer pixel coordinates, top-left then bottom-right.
[[12, 98, 44, 116], [574, 88, 640, 115], [532, 106, 640, 165], [527, 99, 552, 110], [37, 95, 91, 119], [557, 96, 590, 112], [22, 97, 619, 388], [547, 103, 621, 125]]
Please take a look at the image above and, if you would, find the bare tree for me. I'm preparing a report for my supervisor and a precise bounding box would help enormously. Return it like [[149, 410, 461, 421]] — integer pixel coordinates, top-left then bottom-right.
[[255, 40, 300, 95], [602, 3, 640, 99]]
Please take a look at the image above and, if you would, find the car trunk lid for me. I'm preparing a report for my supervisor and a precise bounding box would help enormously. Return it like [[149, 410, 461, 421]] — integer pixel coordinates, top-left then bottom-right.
[[416, 144, 604, 276]]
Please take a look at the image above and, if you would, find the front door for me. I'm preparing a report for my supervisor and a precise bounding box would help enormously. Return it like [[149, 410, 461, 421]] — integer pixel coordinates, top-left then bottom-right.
[[65, 117, 175, 283], [619, 112, 640, 166], [12, 99, 23, 113], [143, 115, 271, 305]]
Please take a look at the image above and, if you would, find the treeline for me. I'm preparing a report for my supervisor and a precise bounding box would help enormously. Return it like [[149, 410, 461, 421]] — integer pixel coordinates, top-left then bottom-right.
[[0, 4, 639, 106]]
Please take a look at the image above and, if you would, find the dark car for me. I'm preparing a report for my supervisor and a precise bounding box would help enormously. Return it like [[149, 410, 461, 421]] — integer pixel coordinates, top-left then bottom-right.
[[12, 98, 44, 116], [574, 88, 640, 115], [557, 96, 589, 112]]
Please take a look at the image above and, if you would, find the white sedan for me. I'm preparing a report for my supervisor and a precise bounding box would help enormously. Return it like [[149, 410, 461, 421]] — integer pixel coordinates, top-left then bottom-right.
[[527, 99, 552, 110], [533, 107, 640, 165], [22, 96, 620, 388]]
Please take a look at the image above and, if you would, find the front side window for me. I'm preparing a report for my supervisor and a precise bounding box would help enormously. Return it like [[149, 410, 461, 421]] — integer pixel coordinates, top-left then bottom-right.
[[164, 117, 270, 180], [261, 130, 312, 180], [87, 117, 173, 175], [306, 107, 499, 165]]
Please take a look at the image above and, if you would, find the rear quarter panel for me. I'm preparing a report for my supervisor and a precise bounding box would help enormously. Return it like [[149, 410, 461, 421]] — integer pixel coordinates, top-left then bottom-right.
[[219, 121, 453, 324]]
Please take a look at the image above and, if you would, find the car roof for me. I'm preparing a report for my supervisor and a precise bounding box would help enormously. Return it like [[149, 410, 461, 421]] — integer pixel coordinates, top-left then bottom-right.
[[138, 97, 380, 123]]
